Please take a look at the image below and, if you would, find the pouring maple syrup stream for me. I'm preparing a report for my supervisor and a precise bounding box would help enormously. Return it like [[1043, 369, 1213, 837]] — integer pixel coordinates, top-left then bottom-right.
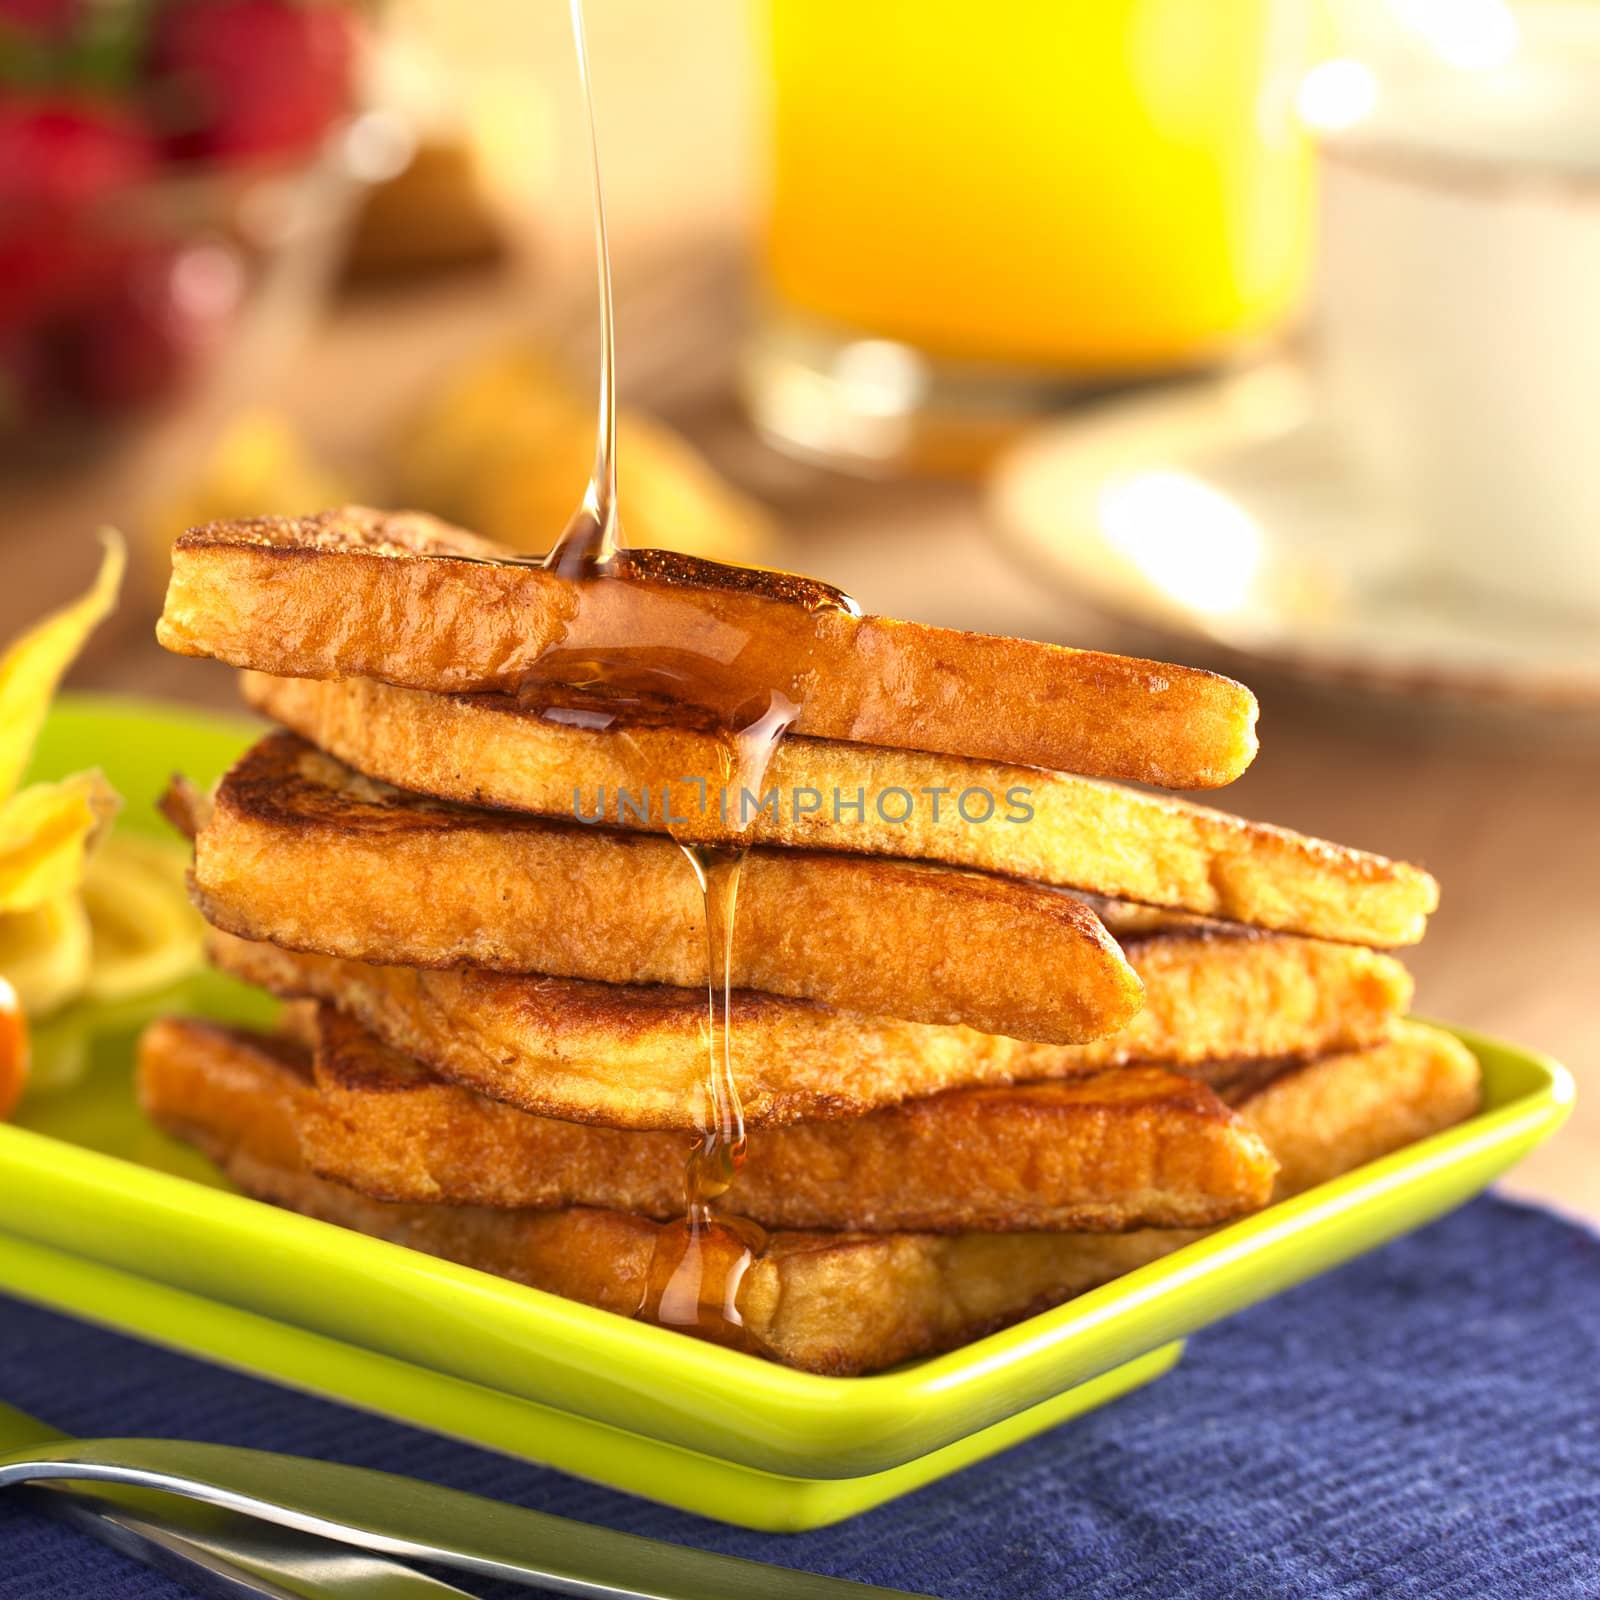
[[546, 0, 620, 576], [521, 0, 852, 1351]]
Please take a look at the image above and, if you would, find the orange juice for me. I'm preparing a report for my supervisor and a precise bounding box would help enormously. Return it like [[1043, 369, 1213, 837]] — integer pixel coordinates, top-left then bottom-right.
[[762, 0, 1313, 372]]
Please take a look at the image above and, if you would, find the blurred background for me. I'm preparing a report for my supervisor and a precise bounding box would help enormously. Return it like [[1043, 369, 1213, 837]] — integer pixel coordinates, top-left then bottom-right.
[[3, 0, 1596, 1209]]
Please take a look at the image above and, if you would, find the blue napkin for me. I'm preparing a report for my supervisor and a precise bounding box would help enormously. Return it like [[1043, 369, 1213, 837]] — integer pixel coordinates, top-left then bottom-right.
[[2, 1194, 1597, 1600]]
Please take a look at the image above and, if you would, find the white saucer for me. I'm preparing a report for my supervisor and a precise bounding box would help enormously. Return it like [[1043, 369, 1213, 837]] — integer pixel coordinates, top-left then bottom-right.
[[989, 364, 1600, 708]]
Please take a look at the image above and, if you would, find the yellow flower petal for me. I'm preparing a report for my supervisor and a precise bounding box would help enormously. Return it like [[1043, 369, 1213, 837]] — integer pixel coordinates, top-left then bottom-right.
[[0, 892, 92, 1019], [80, 832, 203, 1004], [0, 529, 124, 802], [0, 771, 121, 915]]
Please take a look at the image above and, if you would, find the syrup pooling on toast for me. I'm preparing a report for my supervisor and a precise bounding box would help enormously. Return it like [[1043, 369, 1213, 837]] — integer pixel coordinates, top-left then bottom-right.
[[498, 0, 852, 1353]]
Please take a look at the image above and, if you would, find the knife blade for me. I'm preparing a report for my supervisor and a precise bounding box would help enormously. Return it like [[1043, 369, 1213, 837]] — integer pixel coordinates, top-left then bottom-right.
[[0, 1427, 933, 1598], [20, 1481, 479, 1599]]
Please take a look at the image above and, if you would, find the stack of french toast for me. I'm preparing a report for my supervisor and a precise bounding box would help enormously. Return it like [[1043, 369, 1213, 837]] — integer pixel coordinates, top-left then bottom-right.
[[137, 508, 1480, 1375]]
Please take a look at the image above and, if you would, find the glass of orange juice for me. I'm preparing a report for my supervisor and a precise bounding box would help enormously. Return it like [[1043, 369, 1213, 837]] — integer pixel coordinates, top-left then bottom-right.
[[743, 0, 1316, 472]]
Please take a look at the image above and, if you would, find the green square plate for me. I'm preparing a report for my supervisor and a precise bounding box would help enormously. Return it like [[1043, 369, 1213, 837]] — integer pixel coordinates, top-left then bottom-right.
[[0, 695, 1574, 1531]]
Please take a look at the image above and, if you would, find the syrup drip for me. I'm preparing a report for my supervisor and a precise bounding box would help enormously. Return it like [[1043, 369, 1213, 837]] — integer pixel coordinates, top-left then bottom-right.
[[0, 976, 29, 1121], [522, 0, 853, 1351], [625, 713, 796, 1355], [636, 843, 768, 1353]]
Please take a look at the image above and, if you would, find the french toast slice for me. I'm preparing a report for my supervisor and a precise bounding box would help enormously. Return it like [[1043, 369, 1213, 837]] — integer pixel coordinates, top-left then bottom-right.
[[302, 1012, 1472, 1223], [202, 928, 1125, 1128], [204, 924, 1410, 1129], [301, 1004, 1278, 1230], [175, 733, 1143, 1046], [243, 671, 1438, 947], [1238, 1021, 1482, 1198], [156, 507, 1259, 788], [136, 1017, 1480, 1375]]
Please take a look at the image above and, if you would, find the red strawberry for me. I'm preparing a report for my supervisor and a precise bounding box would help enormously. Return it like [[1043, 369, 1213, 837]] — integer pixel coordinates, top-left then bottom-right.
[[149, 0, 356, 163], [0, 226, 68, 330], [59, 236, 243, 413], [0, 0, 81, 37], [0, 97, 155, 211]]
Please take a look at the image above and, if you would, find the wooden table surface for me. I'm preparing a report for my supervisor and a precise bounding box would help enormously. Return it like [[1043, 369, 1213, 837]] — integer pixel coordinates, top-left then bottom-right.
[[5, 0, 1597, 1223]]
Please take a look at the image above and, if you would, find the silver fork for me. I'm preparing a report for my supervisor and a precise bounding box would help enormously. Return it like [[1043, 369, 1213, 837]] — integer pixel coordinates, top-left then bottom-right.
[[0, 1401, 932, 1599], [3, 1401, 474, 1598], [18, 1481, 478, 1598]]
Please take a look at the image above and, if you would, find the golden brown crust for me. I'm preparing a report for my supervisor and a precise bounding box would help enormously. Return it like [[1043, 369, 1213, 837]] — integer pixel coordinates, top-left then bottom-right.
[[203, 922, 1410, 1129], [300, 1014, 1464, 1227], [204, 928, 1090, 1128], [1109, 929, 1410, 1070], [1237, 1020, 1481, 1197], [133, 1016, 1191, 1373], [136, 1017, 311, 1172], [243, 671, 1437, 947], [135, 1016, 1481, 1375], [157, 507, 1259, 788], [302, 1005, 1277, 1231], [185, 733, 1143, 1046]]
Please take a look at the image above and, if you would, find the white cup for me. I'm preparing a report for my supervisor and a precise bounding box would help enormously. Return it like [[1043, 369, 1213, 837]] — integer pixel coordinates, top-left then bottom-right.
[[1314, 17, 1600, 619]]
